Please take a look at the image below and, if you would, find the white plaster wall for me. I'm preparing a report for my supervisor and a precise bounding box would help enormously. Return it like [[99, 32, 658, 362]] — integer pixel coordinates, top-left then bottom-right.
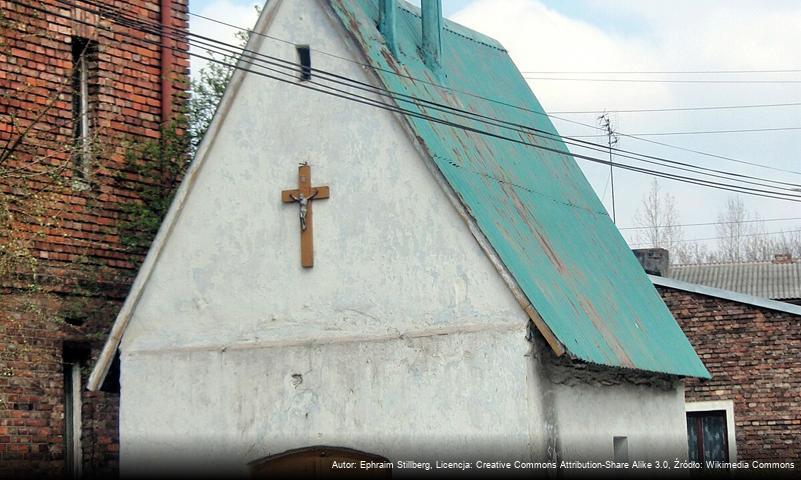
[[121, 328, 539, 474], [122, 0, 525, 353], [118, 0, 543, 472], [116, 0, 690, 472], [551, 379, 688, 462]]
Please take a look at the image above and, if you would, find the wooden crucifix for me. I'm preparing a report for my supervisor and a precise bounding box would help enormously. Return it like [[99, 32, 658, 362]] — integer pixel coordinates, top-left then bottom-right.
[[281, 164, 330, 268]]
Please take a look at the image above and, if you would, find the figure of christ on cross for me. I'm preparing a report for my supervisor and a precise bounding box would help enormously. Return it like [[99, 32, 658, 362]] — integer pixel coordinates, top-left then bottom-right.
[[281, 164, 330, 268]]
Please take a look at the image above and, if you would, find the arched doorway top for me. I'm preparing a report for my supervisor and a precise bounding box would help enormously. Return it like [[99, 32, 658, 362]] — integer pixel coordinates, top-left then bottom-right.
[[249, 445, 392, 478]]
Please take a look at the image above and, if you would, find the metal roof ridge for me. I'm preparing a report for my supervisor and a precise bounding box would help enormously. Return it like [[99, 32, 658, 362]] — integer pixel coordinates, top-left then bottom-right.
[[650, 275, 801, 316]]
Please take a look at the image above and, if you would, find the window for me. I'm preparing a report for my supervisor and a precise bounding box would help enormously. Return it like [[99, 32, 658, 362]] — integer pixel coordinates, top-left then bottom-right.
[[297, 45, 311, 81], [63, 344, 89, 478], [686, 400, 737, 464], [613, 436, 628, 462], [687, 411, 728, 463], [71, 37, 96, 181]]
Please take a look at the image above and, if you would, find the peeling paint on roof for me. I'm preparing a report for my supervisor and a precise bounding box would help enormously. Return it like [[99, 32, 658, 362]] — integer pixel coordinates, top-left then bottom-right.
[[330, 0, 709, 378]]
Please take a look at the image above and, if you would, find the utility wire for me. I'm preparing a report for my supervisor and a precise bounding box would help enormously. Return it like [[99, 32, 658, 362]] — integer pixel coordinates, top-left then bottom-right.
[[85, 0, 801, 192], [524, 76, 801, 84], [550, 115, 801, 176], [51, 0, 801, 202], [551, 101, 801, 114], [188, 8, 801, 177], [573, 126, 801, 137], [39, 0, 801, 203], [189, 37, 801, 193], [162, 14, 801, 192], [188, 10, 578, 123], [619, 216, 801, 230], [605, 131, 801, 176], [521, 69, 801, 74], [629, 228, 801, 247]]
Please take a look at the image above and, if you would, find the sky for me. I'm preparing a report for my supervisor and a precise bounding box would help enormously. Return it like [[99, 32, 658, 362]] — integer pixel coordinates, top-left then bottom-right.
[[188, 0, 801, 253]]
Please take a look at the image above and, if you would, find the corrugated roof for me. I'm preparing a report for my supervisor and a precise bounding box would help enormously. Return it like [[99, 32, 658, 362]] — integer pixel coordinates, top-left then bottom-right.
[[329, 0, 709, 378], [669, 261, 801, 301], [650, 275, 801, 316]]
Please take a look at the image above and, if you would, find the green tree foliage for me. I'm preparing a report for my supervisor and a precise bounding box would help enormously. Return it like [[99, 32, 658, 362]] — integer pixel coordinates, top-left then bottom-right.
[[117, 16, 257, 249], [117, 121, 191, 250], [186, 59, 233, 154]]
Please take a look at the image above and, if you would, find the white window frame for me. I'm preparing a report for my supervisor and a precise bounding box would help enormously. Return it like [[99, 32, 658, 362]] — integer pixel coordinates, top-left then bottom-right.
[[65, 362, 83, 478], [685, 400, 737, 462], [72, 38, 93, 186], [77, 52, 90, 159]]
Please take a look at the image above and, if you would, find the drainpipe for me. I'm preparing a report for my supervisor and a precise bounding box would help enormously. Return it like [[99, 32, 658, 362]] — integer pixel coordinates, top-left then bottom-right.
[[379, 0, 398, 57], [421, 0, 443, 78], [160, 0, 174, 126]]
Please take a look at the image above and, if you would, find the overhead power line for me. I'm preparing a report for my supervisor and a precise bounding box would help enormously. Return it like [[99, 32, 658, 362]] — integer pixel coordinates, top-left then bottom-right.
[[188, 9, 801, 177], [37, 0, 801, 205], [550, 101, 801, 115], [624, 126, 801, 136], [607, 132, 801, 176], [49, 0, 801, 202], [547, 118, 801, 177], [573, 126, 801, 137], [524, 76, 801, 84], [550, 115, 801, 176], [58, 0, 801, 192], [629, 228, 801, 247], [618, 216, 801, 231], [521, 69, 801, 75], [122, 6, 801, 192], [171, 11, 801, 190]]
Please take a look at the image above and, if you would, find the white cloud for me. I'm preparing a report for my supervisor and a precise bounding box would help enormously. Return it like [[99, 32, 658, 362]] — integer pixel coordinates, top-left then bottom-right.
[[451, 0, 801, 244], [452, 0, 672, 112], [186, 0, 801, 249], [190, 0, 262, 76]]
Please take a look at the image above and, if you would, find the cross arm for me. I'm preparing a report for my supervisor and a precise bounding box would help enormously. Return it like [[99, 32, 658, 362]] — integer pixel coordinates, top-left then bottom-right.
[[281, 186, 330, 203], [312, 186, 330, 199], [281, 189, 300, 203]]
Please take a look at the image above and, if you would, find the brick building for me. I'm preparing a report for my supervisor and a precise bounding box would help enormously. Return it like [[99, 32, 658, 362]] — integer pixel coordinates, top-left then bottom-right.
[[653, 277, 801, 463], [635, 249, 800, 463], [0, 0, 188, 476]]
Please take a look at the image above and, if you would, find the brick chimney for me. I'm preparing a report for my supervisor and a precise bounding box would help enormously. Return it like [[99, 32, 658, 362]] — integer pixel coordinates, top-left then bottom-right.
[[632, 248, 670, 276], [772, 253, 793, 264]]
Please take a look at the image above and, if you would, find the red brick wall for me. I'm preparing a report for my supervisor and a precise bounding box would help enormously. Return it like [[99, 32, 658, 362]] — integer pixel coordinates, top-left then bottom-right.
[[0, 0, 188, 476], [657, 286, 801, 462], [0, 294, 122, 476]]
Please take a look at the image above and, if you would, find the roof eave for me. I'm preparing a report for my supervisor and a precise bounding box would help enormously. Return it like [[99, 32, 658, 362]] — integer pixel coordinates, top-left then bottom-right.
[[650, 275, 801, 316]]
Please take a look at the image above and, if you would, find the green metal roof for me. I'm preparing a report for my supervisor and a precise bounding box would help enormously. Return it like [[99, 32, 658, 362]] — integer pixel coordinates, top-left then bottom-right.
[[330, 0, 710, 378]]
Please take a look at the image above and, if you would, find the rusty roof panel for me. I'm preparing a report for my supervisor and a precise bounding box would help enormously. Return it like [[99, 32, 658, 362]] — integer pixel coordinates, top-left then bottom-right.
[[330, 0, 709, 378]]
